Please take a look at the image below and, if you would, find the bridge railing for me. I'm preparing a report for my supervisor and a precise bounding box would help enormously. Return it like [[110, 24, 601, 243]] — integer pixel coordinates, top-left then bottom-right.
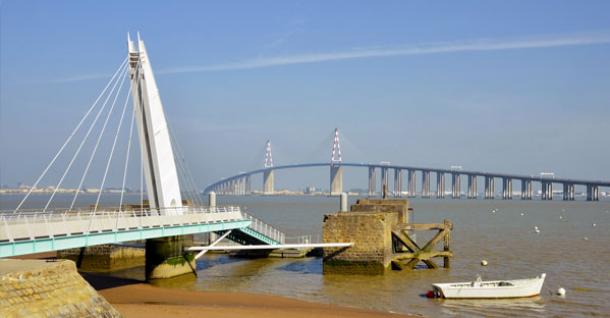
[[0, 205, 245, 242], [240, 210, 285, 244]]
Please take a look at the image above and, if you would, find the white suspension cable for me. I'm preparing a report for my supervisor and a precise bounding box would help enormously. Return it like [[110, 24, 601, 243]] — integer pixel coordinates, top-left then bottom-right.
[[43, 62, 129, 212], [70, 67, 129, 210], [140, 135, 144, 211], [94, 87, 132, 212], [119, 106, 136, 211], [168, 126, 203, 206], [13, 58, 127, 213]]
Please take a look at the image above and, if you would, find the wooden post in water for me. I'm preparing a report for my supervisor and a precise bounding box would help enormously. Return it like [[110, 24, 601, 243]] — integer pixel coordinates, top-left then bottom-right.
[[443, 219, 451, 268]]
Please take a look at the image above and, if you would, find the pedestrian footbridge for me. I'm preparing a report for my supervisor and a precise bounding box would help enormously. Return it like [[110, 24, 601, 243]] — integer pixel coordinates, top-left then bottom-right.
[[0, 206, 284, 258]]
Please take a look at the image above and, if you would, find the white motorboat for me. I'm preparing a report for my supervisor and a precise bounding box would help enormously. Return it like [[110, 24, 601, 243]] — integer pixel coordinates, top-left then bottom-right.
[[429, 273, 546, 299]]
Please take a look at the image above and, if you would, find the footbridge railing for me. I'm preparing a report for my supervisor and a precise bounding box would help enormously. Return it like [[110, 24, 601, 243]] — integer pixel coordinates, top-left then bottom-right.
[[0, 206, 252, 258], [238, 211, 285, 245]]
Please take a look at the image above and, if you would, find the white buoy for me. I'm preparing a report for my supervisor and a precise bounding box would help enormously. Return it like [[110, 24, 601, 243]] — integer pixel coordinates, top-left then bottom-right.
[[557, 287, 566, 297], [559, 215, 563, 220], [534, 225, 540, 234], [584, 237, 589, 241], [592, 223, 597, 227], [480, 260, 488, 266]]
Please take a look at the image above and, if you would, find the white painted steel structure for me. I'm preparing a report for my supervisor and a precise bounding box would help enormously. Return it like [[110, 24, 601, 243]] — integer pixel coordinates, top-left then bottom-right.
[[188, 242, 353, 252], [128, 34, 182, 211]]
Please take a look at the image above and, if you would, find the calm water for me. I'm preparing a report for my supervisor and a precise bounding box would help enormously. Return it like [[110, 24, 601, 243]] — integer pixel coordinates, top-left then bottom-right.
[[2, 194, 610, 317]]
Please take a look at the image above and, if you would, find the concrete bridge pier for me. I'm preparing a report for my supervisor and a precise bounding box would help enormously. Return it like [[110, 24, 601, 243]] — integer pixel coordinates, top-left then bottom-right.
[[484, 176, 495, 199], [436, 172, 445, 198], [541, 181, 553, 200], [407, 169, 416, 198], [568, 183, 575, 200], [394, 169, 403, 197], [368, 167, 377, 196], [521, 179, 533, 200], [451, 173, 461, 199], [263, 169, 274, 195], [330, 165, 344, 196], [586, 184, 599, 201], [467, 175, 477, 199], [381, 167, 389, 195], [422, 170, 431, 198], [502, 178, 513, 200], [562, 183, 575, 201], [145, 235, 195, 280], [245, 175, 251, 195]]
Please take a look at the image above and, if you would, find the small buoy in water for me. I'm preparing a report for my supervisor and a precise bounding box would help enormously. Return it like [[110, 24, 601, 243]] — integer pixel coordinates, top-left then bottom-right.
[[557, 287, 566, 297], [534, 226, 540, 234], [593, 223, 597, 227], [480, 260, 488, 266], [584, 237, 589, 241], [520, 212, 525, 216], [559, 215, 563, 220]]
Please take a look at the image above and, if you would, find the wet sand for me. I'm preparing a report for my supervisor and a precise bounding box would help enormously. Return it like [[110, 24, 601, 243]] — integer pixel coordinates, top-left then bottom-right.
[[84, 273, 418, 318], [99, 283, 418, 318]]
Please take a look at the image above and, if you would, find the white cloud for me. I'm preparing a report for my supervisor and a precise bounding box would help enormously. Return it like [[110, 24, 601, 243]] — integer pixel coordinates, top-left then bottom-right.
[[57, 32, 610, 82], [159, 32, 610, 74]]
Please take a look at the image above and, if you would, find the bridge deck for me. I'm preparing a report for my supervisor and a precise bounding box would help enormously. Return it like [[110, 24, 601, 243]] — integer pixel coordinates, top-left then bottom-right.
[[1, 206, 284, 258]]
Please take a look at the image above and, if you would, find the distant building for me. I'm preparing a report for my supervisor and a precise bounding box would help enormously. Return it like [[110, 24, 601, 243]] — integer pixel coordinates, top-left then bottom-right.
[[304, 186, 317, 194]]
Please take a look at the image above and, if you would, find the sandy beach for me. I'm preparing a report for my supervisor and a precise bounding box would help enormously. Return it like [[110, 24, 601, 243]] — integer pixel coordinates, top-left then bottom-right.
[[84, 273, 418, 318]]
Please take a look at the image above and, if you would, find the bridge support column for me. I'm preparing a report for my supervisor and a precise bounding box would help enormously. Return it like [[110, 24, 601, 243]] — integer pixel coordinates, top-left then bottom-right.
[[407, 169, 416, 198], [330, 165, 343, 196], [381, 167, 390, 195], [422, 171, 431, 198], [368, 167, 377, 196], [451, 173, 461, 199], [263, 169, 274, 195], [467, 175, 477, 199], [484, 176, 495, 199], [245, 175, 251, 195], [586, 184, 599, 201], [541, 181, 553, 200], [146, 235, 195, 280], [569, 184, 575, 201], [502, 178, 512, 200], [394, 169, 403, 197], [436, 172, 445, 198], [521, 179, 532, 200]]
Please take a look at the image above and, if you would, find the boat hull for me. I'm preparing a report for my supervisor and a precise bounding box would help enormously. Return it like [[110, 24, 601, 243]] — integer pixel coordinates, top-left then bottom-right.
[[432, 274, 546, 299]]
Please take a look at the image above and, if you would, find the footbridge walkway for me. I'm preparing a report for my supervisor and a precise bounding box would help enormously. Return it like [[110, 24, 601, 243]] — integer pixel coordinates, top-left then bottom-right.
[[0, 206, 284, 258]]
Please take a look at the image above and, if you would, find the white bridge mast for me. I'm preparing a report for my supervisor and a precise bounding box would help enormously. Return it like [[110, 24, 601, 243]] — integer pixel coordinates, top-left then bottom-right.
[[128, 33, 182, 212]]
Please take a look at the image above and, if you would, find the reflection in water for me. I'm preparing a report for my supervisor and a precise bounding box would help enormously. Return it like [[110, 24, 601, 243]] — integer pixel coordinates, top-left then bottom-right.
[[439, 297, 546, 317]]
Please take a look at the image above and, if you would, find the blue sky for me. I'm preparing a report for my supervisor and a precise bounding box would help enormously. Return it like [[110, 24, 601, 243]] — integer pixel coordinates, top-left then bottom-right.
[[1, 1, 610, 191]]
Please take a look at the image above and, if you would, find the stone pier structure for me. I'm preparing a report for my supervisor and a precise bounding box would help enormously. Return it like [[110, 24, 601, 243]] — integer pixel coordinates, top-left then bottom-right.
[[0, 259, 120, 317], [323, 198, 452, 274]]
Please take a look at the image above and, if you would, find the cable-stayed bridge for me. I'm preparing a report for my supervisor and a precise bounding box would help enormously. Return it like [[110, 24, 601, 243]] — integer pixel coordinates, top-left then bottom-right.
[[205, 131, 610, 201], [0, 35, 289, 259]]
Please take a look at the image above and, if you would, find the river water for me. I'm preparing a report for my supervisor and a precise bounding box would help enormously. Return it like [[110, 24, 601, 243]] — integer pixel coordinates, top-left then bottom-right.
[[2, 194, 609, 317]]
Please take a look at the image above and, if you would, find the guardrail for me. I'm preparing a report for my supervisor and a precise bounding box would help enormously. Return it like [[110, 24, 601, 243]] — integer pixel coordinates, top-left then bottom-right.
[[240, 211, 285, 244], [0, 206, 244, 242]]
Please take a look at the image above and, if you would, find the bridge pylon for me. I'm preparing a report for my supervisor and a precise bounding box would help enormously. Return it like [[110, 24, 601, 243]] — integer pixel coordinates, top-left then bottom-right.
[[263, 140, 274, 195], [330, 128, 343, 196]]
